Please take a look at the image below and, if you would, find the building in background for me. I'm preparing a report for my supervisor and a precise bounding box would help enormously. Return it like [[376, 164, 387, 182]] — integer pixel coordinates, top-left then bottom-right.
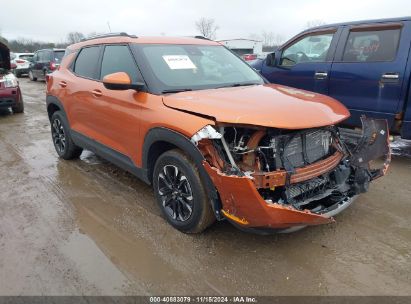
[[217, 38, 263, 58]]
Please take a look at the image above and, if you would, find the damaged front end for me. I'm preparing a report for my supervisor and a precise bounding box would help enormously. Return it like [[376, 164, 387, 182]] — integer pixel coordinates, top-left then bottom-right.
[[192, 117, 390, 232]]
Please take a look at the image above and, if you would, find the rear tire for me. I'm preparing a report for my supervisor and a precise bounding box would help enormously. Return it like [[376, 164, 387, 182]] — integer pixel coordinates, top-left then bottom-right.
[[12, 98, 24, 114], [50, 111, 83, 160], [153, 149, 215, 233], [28, 70, 37, 81]]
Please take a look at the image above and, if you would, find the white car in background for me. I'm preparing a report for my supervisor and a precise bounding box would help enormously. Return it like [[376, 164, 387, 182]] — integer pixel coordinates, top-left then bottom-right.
[[10, 52, 34, 77]]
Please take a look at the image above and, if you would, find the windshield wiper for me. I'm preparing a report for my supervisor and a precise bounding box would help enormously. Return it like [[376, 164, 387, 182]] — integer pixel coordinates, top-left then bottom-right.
[[216, 82, 259, 89], [161, 88, 193, 94]]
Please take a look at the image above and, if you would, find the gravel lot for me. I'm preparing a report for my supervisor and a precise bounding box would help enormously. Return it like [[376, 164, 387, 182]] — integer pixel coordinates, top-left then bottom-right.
[[0, 78, 410, 296]]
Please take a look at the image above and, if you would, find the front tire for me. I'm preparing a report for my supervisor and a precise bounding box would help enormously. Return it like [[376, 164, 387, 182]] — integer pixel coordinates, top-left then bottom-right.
[[50, 111, 83, 160], [153, 149, 215, 233]]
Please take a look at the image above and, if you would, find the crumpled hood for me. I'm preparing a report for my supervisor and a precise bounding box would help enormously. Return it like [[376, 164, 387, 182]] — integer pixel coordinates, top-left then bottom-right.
[[162, 84, 350, 129]]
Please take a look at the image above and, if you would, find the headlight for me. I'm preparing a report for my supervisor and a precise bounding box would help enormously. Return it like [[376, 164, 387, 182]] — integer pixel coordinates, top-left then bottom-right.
[[1, 74, 18, 88], [191, 125, 222, 144]]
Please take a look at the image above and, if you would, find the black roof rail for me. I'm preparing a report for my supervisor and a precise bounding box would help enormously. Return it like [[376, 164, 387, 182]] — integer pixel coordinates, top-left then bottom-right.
[[80, 32, 137, 42], [194, 35, 211, 40]]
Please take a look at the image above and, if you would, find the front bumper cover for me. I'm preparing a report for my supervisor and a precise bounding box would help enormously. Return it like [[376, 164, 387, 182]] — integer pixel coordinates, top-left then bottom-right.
[[202, 117, 391, 231]]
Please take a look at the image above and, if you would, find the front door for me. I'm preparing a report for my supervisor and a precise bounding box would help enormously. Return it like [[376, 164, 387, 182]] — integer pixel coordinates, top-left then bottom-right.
[[92, 44, 143, 158], [261, 29, 339, 95]]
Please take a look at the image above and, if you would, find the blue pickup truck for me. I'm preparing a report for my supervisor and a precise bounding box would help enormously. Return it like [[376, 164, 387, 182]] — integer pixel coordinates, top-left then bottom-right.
[[251, 17, 411, 139]]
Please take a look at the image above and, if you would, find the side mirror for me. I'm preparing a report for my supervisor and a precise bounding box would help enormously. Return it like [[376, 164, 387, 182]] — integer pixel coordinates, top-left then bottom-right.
[[266, 53, 276, 67], [102, 72, 144, 91]]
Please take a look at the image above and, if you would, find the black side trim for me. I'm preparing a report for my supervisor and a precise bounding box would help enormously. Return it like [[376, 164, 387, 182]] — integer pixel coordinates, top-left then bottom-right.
[[46, 95, 67, 120], [71, 131, 150, 184], [142, 127, 222, 219]]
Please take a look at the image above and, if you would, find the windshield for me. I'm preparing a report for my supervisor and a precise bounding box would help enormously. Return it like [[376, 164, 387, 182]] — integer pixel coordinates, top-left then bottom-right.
[[134, 44, 264, 93]]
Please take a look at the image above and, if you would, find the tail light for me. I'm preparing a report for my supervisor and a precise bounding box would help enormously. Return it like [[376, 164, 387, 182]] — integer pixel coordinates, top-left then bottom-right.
[[15, 59, 26, 64], [50, 62, 57, 71]]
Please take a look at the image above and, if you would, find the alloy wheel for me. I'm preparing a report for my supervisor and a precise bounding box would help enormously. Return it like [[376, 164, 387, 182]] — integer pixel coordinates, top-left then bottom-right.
[[52, 118, 66, 154], [157, 165, 194, 222]]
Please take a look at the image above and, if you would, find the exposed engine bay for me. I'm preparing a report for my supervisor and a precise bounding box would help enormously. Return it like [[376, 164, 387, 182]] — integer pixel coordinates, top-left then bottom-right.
[[194, 117, 390, 217]]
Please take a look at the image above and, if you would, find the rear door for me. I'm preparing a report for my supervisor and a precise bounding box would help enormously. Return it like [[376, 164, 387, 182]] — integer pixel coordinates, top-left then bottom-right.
[[260, 28, 340, 94], [329, 22, 410, 128], [67, 45, 103, 139], [35, 50, 51, 79], [32, 51, 42, 77]]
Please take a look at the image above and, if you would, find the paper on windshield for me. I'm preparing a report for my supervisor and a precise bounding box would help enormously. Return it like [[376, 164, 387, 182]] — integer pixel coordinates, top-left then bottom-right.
[[162, 55, 197, 70]]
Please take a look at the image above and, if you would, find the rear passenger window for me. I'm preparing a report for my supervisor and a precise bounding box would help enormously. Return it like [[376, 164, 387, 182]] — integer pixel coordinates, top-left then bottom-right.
[[342, 28, 401, 62], [100, 45, 139, 82], [73, 46, 101, 79]]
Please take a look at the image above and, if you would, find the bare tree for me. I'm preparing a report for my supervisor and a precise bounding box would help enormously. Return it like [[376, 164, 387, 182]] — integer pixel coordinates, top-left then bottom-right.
[[305, 19, 327, 29], [261, 31, 275, 47], [248, 33, 262, 41], [273, 34, 285, 46], [195, 17, 219, 40], [66, 31, 85, 44], [0, 28, 7, 44]]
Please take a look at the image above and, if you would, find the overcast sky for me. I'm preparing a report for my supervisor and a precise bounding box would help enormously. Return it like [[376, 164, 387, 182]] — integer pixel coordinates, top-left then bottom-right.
[[0, 0, 409, 43]]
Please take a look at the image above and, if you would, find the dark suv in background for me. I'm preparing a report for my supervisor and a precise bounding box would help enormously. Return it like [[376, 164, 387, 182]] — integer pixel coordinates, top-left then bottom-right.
[[28, 48, 65, 81], [251, 17, 411, 139]]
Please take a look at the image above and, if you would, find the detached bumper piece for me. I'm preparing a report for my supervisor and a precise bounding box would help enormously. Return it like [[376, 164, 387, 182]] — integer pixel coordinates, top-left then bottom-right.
[[200, 117, 390, 232], [349, 117, 390, 180]]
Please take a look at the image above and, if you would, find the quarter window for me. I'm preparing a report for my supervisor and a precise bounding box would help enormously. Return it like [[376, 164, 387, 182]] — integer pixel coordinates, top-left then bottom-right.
[[73, 46, 101, 79], [280, 33, 334, 66], [100, 45, 139, 82], [342, 28, 401, 62]]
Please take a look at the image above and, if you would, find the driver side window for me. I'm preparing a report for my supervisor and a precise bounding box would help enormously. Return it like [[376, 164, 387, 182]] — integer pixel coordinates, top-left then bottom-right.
[[280, 33, 334, 66]]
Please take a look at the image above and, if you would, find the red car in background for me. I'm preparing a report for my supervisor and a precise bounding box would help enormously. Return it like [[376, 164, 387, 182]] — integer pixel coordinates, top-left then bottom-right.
[[0, 42, 24, 113], [242, 53, 257, 61]]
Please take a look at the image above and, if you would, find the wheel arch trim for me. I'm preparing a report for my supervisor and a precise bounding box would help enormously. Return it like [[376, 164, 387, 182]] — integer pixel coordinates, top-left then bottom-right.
[[46, 95, 67, 121], [142, 127, 222, 219]]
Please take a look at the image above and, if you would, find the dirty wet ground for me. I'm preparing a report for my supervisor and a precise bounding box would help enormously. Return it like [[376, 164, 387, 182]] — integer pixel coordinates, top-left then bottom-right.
[[0, 78, 410, 296]]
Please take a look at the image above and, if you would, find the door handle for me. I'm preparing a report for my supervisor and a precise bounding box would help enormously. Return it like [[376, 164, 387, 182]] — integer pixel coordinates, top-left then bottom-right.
[[59, 81, 67, 88], [314, 71, 328, 80], [91, 89, 102, 97], [381, 73, 399, 80]]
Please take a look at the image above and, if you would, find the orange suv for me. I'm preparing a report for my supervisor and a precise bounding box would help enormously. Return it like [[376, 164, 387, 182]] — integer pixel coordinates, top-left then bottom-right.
[[46, 33, 390, 234]]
